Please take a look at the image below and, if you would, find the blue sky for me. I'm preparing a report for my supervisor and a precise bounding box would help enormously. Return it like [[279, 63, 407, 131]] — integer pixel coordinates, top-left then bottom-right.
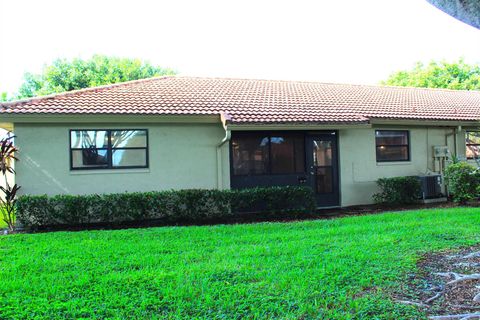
[[0, 0, 479, 95]]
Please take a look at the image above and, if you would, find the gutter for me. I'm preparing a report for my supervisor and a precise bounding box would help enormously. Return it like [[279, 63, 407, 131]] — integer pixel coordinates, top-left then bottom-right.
[[216, 112, 232, 189]]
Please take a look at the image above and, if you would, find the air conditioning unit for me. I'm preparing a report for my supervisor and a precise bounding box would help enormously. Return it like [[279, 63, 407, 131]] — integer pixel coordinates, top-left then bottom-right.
[[417, 174, 443, 199]]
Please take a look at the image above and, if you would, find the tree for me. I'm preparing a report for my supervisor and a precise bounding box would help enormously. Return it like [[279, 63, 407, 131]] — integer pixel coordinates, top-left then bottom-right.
[[382, 59, 480, 90], [0, 92, 8, 102], [427, 0, 480, 29], [17, 55, 176, 99]]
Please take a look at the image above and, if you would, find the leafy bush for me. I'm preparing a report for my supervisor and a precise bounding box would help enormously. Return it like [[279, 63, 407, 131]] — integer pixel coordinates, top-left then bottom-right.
[[231, 186, 316, 215], [444, 162, 480, 203], [16, 186, 316, 229], [373, 176, 421, 205]]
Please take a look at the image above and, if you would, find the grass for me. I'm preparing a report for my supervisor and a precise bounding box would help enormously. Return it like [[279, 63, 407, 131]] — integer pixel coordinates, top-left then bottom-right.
[[0, 207, 8, 228], [1, 208, 480, 319]]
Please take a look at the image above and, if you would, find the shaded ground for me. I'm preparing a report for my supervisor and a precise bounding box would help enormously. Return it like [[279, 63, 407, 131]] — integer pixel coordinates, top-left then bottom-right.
[[396, 245, 480, 319]]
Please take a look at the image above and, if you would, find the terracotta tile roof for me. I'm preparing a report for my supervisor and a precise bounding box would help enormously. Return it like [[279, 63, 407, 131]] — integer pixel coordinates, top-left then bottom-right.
[[2, 76, 480, 124]]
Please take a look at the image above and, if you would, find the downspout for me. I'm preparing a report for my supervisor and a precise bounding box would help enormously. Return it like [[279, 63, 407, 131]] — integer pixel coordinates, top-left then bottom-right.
[[454, 126, 461, 156], [216, 112, 232, 189], [445, 127, 458, 157]]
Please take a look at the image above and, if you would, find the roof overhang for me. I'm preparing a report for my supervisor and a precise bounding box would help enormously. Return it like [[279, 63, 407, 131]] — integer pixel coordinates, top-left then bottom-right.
[[3, 113, 480, 129], [226, 123, 372, 130], [0, 113, 220, 124], [369, 118, 480, 127]]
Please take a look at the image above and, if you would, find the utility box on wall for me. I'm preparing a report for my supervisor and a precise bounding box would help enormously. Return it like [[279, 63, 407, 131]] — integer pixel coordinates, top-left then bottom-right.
[[432, 146, 449, 173], [433, 146, 449, 158]]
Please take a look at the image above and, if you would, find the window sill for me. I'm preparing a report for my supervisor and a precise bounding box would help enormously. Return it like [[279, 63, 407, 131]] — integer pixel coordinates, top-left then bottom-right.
[[70, 168, 150, 175], [376, 161, 411, 166]]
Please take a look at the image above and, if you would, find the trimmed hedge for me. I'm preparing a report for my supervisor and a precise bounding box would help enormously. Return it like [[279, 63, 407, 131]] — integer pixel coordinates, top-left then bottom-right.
[[373, 176, 421, 205], [16, 186, 316, 229]]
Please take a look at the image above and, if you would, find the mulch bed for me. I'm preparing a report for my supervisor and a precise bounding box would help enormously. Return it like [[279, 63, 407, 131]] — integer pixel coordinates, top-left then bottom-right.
[[395, 246, 480, 319]]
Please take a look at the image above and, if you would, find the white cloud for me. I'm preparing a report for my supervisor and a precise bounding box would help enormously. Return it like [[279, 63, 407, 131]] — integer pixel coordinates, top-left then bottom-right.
[[0, 0, 479, 94]]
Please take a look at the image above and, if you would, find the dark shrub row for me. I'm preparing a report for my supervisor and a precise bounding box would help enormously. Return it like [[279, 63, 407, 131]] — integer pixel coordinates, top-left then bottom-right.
[[373, 176, 421, 205], [16, 186, 316, 229]]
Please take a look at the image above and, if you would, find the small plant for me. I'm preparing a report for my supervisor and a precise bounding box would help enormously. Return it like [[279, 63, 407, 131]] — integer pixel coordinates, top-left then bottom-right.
[[448, 152, 460, 164], [373, 176, 421, 205], [444, 162, 480, 203], [0, 132, 20, 231]]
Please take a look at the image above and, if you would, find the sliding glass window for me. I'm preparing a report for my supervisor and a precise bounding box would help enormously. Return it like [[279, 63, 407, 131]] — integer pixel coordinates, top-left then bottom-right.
[[70, 129, 148, 170], [466, 131, 480, 159], [375, 130, 410, 162]]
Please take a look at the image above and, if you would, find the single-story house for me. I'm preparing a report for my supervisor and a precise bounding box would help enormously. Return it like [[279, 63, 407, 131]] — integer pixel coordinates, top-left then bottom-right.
[[2, 76, 480, 208]]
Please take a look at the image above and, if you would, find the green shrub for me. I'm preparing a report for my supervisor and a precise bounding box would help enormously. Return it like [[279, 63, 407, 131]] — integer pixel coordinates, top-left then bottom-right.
[[231, 186, 316, 215], [373, 176, 421, 205], [16, 186, 316, 229], [444, 162, 480, 203]]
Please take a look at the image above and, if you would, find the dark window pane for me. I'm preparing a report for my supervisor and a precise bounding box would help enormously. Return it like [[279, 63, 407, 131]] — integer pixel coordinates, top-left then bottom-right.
[[376, 146, 409, 161], [232, 135, 269, 175], [232, 133, 305, 175], [315, 167, 333, 193], [466, 131, 480, 159], [375, 130, 408, 146], [72, 149, 109, 168], [111, 130, 147, 148], [112, 149, 147, 167], [70, 129, 149, 170], [375, 130, 409, 161], [294, 136, 305, 173], [313, 140, 332, 166], [71, 130, 108, 148], [271, 135, 305, 174]]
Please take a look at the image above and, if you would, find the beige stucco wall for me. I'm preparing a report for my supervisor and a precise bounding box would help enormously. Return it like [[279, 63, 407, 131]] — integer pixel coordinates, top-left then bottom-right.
[[338, 126, 463, 207], [11, 121, 477, 208], [14, 123, 230, 196]]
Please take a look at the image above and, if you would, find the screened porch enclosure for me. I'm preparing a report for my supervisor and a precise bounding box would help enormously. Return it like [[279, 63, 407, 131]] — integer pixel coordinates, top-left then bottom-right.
[[230, 131, 340, 207]]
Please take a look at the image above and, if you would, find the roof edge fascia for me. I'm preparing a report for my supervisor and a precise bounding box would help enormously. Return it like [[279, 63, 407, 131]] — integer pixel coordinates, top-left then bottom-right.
[[369, 118, 480, 127], [1, 114, 220, 124], [226, 123, 372, 131]]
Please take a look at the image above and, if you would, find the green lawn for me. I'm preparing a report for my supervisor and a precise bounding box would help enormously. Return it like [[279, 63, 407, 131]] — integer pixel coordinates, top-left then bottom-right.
[[1, 208, 480, 319], [0, 207, 8, 228]]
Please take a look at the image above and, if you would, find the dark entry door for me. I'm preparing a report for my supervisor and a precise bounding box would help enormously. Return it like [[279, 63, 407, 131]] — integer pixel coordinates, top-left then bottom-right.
[[306, 133, 340, 207]]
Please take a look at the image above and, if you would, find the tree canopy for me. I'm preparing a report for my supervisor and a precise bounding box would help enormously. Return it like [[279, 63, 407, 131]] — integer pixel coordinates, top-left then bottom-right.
[[427, 0, 480, 29], [382, 59, 480, 90], [15, 55, 176, 99]]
